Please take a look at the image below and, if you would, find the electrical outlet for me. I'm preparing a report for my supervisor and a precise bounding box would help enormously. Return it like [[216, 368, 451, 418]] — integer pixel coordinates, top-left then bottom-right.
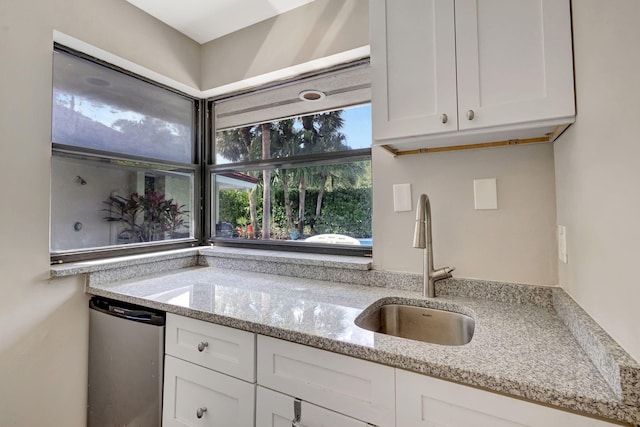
[[557, 225, 567, 263]]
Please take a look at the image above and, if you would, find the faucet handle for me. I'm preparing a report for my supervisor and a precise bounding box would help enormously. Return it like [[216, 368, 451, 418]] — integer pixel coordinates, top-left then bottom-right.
[[432, 266, 455, 282]]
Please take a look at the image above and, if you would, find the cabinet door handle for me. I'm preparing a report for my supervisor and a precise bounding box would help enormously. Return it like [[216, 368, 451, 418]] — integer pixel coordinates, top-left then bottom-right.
[[197, 341, 208, 352], [441, 113, 448, 124], [466, 110, 475, 120], [196, 407, 207, 418], [292, 399, 305, 427]]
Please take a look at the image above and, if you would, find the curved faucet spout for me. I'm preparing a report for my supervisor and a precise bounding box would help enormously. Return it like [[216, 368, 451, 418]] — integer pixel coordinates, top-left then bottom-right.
[[413, 194, 454, 298]]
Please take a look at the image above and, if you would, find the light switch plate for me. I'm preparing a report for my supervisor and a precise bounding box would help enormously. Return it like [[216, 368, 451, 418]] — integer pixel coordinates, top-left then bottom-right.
[[474, 178, 498, 210], [558, 225, 568, 263], [393, 183, 412, 212]]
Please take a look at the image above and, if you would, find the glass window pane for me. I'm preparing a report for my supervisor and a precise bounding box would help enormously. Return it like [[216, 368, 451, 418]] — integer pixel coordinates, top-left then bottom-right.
[[214, 104, 371, 165], [52, 50, 195, 163], [51, 154, 194, 253], [212, 161, 372, 246]]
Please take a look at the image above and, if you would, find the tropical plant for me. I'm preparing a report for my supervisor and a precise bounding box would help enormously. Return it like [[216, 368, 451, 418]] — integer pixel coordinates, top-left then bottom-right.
[[103, 190, 189, 243], [215, 109, 369, 239]]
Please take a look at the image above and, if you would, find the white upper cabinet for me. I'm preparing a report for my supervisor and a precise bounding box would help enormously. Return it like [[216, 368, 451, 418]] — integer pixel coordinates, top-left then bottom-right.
[[370, 0, 458, 140], [370, 0, 575, 150]]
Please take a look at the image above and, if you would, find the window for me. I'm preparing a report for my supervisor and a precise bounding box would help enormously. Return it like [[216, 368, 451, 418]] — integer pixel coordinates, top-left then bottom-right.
[[50, 46, 199, 261], [209, 62, 372, 254], [50, 46, 371, 261]]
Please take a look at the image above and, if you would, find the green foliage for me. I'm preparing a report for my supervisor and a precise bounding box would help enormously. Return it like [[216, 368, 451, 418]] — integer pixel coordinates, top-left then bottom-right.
[[103, 190, 189, 242], [309, 188, 372, 238], [215, 109, 372, 240], [218, 189, 250, 227], [269, 186, 372, 238]]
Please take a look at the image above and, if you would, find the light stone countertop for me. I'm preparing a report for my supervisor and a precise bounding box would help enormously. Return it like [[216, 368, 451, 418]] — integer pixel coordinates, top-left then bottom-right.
[[85, 265, 640, 425]]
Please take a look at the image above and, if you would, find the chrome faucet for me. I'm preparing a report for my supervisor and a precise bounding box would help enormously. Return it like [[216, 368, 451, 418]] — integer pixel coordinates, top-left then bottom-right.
[[413, 194, 455, 298]]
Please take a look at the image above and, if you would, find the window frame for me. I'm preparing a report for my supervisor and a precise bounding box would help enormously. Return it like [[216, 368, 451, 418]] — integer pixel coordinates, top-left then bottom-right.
[[50, 46, 372, 263], [50, 44, 204, 264], [207, 61, 372, 257]]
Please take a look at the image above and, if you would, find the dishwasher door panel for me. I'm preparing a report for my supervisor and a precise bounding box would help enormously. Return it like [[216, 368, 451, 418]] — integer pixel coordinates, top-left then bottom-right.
[[88, 305, 164, 427]]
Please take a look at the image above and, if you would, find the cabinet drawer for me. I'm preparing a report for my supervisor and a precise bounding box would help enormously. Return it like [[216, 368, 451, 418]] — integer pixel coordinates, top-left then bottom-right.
[[256, 386, 370, 427], [163, 355, 255, 427], [396, 369, 619, 427], [257, 336, 395, 427], [166, 313, 256, 382]]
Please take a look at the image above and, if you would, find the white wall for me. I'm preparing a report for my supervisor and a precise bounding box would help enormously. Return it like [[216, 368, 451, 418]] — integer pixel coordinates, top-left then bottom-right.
[[372, 143, 558, 285], [554, 0, 640, 362], [0, 0, 200, 425], [200, 0, 369, 94], [6, 0, 637, 424], [50, 156, 133, 251]]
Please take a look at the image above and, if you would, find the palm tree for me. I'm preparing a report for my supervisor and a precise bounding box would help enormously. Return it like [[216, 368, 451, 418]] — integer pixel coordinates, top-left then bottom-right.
[[270, 119, 300, 230], [214, 109, 361, 239], [296, 111, 347, 234], [215, 126, 256, 162], [261, 123, 272, 239]]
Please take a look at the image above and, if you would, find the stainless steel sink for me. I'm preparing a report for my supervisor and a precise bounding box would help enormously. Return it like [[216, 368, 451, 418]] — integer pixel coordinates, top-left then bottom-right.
[[355, 304, 475, 346]]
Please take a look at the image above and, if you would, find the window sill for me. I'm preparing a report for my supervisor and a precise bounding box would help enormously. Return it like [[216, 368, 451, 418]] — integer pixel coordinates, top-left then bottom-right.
[[49, 245, 372, 279], [49, 247, 201, 278], [199, 246, 372, 271]]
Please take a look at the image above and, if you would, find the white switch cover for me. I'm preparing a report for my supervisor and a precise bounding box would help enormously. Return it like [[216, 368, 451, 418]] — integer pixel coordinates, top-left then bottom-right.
[[558, 225, 568, 263], [393, 183, 412, 212], [474, 178, 498, 210]]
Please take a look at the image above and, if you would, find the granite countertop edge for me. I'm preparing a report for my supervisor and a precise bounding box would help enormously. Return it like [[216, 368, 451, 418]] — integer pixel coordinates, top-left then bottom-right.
[[85, 271, 640, 425]]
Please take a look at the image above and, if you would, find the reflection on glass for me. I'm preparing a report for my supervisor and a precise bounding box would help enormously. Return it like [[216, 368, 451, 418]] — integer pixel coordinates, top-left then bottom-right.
[[51, 154, 194, 252], [52, 51, 194, 163], [213, 161, 372, 244], [139, 272, 376, 347]]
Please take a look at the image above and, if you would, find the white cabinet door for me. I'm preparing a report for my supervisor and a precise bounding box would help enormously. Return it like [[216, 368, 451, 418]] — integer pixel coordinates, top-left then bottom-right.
[[257, 335, 395, 427], [455, 0, 575, 130], [396, 369, 619, 427], [165, 313, 256, 382], [370, 0, 458, 141], [163, 355, 255, 427], [256, 386, 370, 427], [370, 0, 575, 148]]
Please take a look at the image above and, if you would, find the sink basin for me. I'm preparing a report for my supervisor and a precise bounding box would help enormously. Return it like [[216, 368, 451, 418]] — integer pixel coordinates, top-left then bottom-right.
[[355, 303, 475, 346]]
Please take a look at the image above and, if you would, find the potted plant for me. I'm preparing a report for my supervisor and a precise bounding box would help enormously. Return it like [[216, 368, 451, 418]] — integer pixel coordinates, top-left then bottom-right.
[[103, 190, 189, 243]]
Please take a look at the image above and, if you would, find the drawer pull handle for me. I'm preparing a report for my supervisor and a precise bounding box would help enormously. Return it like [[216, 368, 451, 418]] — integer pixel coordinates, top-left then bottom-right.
[[197, 341, 208, 352], [196, 407, 207, 419], [291, 399, 304, 427], [441, 113, 448, 124]]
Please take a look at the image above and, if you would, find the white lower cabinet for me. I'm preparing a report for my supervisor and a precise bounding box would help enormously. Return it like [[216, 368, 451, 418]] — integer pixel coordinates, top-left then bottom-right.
[[163, 355, 255, 427], [256, 386, 371, 427], [257, 336, 395, 426], [161, 315, 620, 427], [396, 369, 619, 427], [162, 314, 257, 427], [165, 313, 256, 382]]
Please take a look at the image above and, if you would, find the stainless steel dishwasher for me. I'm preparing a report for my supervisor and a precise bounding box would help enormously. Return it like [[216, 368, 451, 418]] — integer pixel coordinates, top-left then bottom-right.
[[88, 296, 165, 427]]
